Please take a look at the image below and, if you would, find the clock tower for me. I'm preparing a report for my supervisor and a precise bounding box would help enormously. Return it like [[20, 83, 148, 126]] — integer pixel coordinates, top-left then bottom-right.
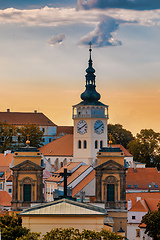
[[72, 45, 109, 166]]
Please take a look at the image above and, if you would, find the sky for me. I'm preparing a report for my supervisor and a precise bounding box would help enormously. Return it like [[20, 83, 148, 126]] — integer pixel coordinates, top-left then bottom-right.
[[1, 0, 160, 135]]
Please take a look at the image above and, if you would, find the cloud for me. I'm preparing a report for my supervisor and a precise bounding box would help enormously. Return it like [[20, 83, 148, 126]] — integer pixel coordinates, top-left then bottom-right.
[[48, 33, 65, 46], [76, 0, 160, 11], [78, 16, 124, 47]]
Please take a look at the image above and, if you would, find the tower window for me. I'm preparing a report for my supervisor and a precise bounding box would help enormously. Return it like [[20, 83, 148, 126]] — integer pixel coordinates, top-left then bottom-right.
[[84, 140, 87, 149], [100, 140, 103, 148], [78, 140, 81, 149], [95, 140, 98, 149], [107, 184, 115, 202], [23, 184, 31, 202]]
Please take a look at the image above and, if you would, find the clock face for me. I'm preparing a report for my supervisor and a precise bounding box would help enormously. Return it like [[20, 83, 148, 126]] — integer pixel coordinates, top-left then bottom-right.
[[77, 120, 87, 135], [94, 120, 104, 134]]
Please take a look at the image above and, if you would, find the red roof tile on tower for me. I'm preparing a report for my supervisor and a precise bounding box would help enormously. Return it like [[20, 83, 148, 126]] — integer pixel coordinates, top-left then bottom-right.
[[0, 191, 12, 206], [0, 112, 56, 126], [108, 144, 132, 157], [39, 134, 73, 156]]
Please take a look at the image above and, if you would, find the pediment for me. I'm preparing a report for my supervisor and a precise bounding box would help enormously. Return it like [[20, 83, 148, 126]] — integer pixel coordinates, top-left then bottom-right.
[[10, 160, 43, 171], [95, 159, 126, 171]]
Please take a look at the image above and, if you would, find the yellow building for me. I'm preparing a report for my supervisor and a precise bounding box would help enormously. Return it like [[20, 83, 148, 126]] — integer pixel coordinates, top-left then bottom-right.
[[11, 142, 44, 210], [20, 198, 107, 235], [95, 145, 127, 236]]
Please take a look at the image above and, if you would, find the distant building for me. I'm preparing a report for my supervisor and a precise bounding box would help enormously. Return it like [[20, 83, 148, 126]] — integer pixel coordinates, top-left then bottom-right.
[[127, 198, 159, 240], [0, 110, 57, 145]]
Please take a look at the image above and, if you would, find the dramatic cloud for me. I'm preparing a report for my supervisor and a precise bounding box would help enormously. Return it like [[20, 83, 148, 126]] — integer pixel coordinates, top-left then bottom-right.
[[77, 0, 160, 11], [79, 16, 125, 47], [48, 33, 65, 45]]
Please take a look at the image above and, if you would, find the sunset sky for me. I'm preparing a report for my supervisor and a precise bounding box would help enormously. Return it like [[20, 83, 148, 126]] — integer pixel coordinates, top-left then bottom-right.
[[1, 0, 160, 135]]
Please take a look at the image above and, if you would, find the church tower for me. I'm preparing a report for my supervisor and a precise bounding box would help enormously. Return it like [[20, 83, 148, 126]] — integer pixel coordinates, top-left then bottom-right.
[[11, 140, 44, 210], [72, 45, 109, 165]]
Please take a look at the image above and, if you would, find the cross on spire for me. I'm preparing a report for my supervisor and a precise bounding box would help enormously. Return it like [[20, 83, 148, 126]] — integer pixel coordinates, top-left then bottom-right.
[[60, 168, 71, 198]]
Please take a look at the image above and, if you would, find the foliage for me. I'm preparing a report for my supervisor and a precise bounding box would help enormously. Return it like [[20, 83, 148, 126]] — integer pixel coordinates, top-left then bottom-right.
[[16, 231, 41, 240], [0, 122, 44, 152], [42, 228, 124, 240], [19, 124, 44, 148], [128, 129, 160, 169], [141, 202, 160, 240], [0, 212, 29, 240], [108, 124, 134, 148]]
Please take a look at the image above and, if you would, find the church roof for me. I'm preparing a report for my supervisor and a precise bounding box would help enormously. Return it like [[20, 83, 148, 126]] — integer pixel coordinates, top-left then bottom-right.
[[39, 134, 73, 156], [110, 144, 132, 157], [0, 112, 56, 126], [19, 198, 107, 216]]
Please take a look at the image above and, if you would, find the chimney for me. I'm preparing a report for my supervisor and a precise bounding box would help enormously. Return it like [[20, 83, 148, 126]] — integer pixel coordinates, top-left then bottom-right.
[[7, 109, 10, 112]]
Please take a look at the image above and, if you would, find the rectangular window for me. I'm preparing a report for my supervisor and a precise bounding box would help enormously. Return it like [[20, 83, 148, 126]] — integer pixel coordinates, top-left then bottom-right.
[[136, 229, 140, 237], [107, 184, 115, 202], [8, 188, 12, 193], [132, 216, 136, 220], [23, 184, 31, 202], [134, 185, 137, 188], [49, 138, 51, 142], [0, 183, 2, 189]]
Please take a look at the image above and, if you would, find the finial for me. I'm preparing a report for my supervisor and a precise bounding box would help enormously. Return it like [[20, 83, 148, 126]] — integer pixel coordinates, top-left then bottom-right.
[[26, 134, 30, 145], [89, 42, 92, 59], [109, 134, 112, 147]]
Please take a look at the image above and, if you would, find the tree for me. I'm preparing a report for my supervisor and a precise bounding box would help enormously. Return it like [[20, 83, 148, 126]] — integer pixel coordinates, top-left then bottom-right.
[[141, 202, 160, 240], [42, 228, 124, 240], [0, 212, 29, 240], [16, 232, 41, 240], [128, 129, 160, 169], [19, 124, 44, 148], [108, 123, 134, 148], [0, 123, 18, 152]]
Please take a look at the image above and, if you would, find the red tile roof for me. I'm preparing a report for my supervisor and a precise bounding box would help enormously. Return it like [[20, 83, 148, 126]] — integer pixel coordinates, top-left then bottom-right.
[[126, 168, 160, 190], [126, 192, 160, 209], [0, 153, 13, 167], [129, 200, 149, 212], [108, 144, 132, 157], [145, 198, 160, 211], [0, 191, 12, 206], [0, 112, 56, 126], [39, 134, 73, 156], [57, 126, 73, 135], [72, 170, 95, 197]]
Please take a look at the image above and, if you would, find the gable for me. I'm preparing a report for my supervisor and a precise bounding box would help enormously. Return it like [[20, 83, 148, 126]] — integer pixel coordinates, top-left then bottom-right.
[[95, 159, 126, 171], [10, 160, 43, 171], [20, 198, 107, 216]]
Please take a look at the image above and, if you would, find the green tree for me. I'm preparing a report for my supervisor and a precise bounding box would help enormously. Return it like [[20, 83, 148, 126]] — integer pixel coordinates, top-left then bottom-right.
[[42, 228, 124, 240], [108, 123, 134, 148], [16, 231, 41, 240], [19, 124, 44, 148], [0, 123, 18, 152], [0, 212, 29, 240], [141, 202, 160, 240], [128, 129, 160, 169]]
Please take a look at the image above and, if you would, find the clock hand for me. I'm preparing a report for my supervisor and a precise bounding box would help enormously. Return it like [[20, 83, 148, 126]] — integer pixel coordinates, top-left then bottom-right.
[[95, 124, 103, 130], [79, 124, 87, 130]]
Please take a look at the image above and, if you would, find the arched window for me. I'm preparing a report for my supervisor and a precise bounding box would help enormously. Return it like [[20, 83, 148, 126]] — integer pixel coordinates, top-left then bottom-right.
[[95, 140, 98, 149], [100, 140, 103, 148], [84, 140, 87, 149], [78, 140, 81, 149]]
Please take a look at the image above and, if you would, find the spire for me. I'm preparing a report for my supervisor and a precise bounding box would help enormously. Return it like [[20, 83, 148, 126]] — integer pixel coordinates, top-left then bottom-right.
[[81, 43, 101, 103]]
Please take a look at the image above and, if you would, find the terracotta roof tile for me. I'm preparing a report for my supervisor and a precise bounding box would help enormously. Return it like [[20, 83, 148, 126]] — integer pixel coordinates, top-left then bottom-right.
[[0, 112, 56, 126], [57, 126, 73, 135], [129, 200, 149, 212], [108, 144, 132, 157], [39, 134, 73, 156], [139, 222, 146, 228], [145, 198, 160, 211], [126, 192, 160, 208], [0, 191, 12, 206], [0, 153, 13, 167], [126, 168, 160, 190], [72, 170, 95, 197]]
